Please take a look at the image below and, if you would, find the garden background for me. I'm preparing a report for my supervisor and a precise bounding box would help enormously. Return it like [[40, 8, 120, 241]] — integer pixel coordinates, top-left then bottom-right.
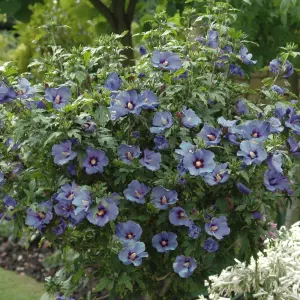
[[1, 0, 300, 299]]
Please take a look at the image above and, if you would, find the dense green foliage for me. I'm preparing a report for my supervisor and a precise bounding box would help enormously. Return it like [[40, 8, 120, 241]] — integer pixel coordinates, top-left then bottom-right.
[[0, 0, 299, 299]]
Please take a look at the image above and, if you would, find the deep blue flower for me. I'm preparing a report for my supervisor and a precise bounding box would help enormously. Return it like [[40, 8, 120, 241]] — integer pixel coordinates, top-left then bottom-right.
[[150, 111, 173, 134], [195, 36, 206, 44], [45, 86, 71, 109], [237, 140, 268, 165], [197, 124, 221, 146], [139, 45, 147, 55], [140, 149, 161, 171], [288, 136, 300, 156], [269, 59, 281, 74], [132, 131, 140, 139], [169, 207, 192, 227], [56, 182, 80, 202], [83, 147, 109, 174], [104, 72, 122, 91], [12, 163, 23, 175], [205, 216, 230, 240], [138, 90, 159, 110], [86, 198, 119, 227], [17, 78, 35, 99], [188, 224, 201, 239], [236, 182, 252, 194], [154, 135, 169, 150], [0, 82, 17, 103], [53, 219, 68, 236], [203, 163, 230, 186], [252, 211, 264, 220], [115, 221, 142, 244], [138, 72, 146, 79], [268, 152, 283, 174], [3, 196, 17, 209], [285, 113, 300, 134], [5, 137, 19, 151], [150, 186, 178, 210], [181, 106, 201, 128], [25, 201, 53, 231], [227, 133, 241, 146], [236, 99, 248, 115], [109, 90, 142, 120], [36, 101, 46, 109], [118, 144, 141, 164], [241, 120, 270, 141], [230, 64, 244, 77], [203, 238, 219, 253], [56, 293, 75, 300], [151, 50, 182, 71], [118, 242, 148, 266], [207, 30, 218, 48], [217, 116, 238, 128], [173, 255, 197, 278], [54, 201, 86, 225], [207, 98, 216, 106], [175, 141, 196, 158], [177, 176, 187, 185], [177, 159, 187, 175], [264, 169, 290, 192], [267, 117, 284, 133], [269, 59, 294, 78], [124, 180, 150, 204], [283, 60, 294, 78], [275, 102, 291, 119], [72, 189, 92, 215], [67, 164, 77, 176], [240, 46, 256, 65], [52, 140, 77, 165], [82, 121, 97, 132], [183, 149, 216, 176], [271, 85, 285, 95], [152, 232, 178, 252]]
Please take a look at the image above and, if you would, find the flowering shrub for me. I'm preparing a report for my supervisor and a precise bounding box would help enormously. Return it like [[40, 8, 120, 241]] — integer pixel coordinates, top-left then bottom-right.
[[204, 222, 300, 299], [0, 0, 299, 298]]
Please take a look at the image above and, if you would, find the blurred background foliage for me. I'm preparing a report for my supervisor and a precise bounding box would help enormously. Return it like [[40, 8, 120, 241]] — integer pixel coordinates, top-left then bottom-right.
[[0, 0, 300, 226]]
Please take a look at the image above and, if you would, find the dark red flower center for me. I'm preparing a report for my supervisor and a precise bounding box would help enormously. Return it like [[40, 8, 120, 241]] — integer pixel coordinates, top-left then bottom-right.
[[207, 134, 216, 141], [89, 157, 98, 166], [160, 196, 168, 205], [178, 211, 186, 219], [210, 225, 218, 232], [249, 151, 257, 159], [161, 240, 168, 247], [194, 159, 204, 169], [38, 212, 46, 219], [97, 208, 106, 217], [127, 101, 135, 110], [126, 152, 134, 160], [252, 131, 260, 138], [126, 232, 135, 239], [128, 252, 137, 260], [55, 95, 62, 104], [215, 173, 222, 182]]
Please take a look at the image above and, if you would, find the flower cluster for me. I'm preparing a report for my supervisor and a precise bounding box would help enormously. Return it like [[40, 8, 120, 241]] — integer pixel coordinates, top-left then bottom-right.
[[0, 3, 298, 298]]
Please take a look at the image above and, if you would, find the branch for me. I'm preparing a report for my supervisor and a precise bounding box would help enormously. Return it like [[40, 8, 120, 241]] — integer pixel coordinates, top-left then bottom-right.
[[127, 0, 138, 23], [89, 0, 116, 30]]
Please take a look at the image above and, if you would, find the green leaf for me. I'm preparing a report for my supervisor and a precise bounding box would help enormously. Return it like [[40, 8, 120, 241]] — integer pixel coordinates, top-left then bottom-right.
[[95, 277, 111, 292], [94, 106, 110, 127], [235, 204, 246, 211], [242, 0, 251, 4], [44, 132, 63, 146], [115, 31, 129, 39]]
